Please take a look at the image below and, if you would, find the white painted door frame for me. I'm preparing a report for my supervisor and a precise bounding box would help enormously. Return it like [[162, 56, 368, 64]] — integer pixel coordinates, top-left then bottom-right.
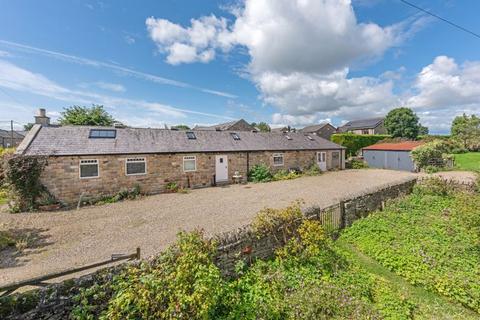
[[317, 151, 327, 172], [215, 155, 228, 183]]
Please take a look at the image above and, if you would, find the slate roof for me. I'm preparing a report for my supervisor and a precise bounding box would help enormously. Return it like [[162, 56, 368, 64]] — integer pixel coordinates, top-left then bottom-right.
[[20, 125, 344, 156], [338, 117, 384, 132], [0, 129, 26, 139], [300, 123, 334, 133], [193, 119, 255, 131], [363, 141, 423, 151]]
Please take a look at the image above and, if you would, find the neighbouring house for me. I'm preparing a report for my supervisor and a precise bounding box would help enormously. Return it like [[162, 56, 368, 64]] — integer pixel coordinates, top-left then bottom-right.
[[362, 141, 423, 172], [338, 117, 386, 135], [16, 125, 345, 205], [193, 119, 257, 132], [271, 126, 296, 133], [0, 129, 25, 148], [300, 123, 337, 140]]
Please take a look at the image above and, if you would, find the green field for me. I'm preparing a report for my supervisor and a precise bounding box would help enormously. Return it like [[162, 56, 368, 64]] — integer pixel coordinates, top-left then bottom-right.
[[454, 152, 480, 171], [0, 188, 7, 205]]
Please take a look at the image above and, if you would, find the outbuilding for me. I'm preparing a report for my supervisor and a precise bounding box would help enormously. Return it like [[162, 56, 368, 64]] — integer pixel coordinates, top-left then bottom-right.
[[362, 141, 423, 172]]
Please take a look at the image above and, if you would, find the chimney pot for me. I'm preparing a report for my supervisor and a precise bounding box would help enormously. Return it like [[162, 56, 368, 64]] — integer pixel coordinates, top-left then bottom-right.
[[35, 108, 50, 126]]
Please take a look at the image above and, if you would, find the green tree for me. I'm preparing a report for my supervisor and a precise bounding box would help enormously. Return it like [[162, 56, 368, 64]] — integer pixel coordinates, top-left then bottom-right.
[[384, 107, 421, 139], [172, 124, 190, 130], [59, 105, 115, 126], [451, 114, 480, 151], [23, 123, 34, 131], [418, 125, 429, 136], [251, 122, 271, 132]]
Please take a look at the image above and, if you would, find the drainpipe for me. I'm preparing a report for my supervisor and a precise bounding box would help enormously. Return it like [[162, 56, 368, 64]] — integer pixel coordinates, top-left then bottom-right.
[[246, 152, 250, 178]]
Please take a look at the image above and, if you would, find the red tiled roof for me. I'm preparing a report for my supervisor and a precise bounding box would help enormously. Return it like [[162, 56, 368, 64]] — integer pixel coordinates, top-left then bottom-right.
[[363, 141, 423, 151]]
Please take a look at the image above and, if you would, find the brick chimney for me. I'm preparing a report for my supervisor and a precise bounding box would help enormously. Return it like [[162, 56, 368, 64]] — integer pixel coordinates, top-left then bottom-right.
[[34, 108, 50, 126]]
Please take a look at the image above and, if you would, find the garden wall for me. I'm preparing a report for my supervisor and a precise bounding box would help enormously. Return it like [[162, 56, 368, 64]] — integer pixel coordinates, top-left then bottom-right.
[[0, 178, 417, 319]]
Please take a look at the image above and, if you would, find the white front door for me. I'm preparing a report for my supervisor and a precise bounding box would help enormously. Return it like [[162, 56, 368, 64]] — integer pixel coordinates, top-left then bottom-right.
[[317, 152, 327, 171], [215, 155, 228, 182]]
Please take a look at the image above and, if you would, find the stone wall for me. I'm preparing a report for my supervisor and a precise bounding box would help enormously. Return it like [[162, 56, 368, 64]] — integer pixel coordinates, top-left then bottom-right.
[[42, 149, 345, 205], [1, 177, 415, 320]]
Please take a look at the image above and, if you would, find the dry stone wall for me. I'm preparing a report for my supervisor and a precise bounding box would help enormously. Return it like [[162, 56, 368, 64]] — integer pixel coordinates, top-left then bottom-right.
[[1, 177, 416, 319]]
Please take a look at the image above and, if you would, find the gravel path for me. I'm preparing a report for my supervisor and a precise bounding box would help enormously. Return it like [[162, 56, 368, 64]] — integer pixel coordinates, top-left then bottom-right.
[[0, 169, 417, 285]]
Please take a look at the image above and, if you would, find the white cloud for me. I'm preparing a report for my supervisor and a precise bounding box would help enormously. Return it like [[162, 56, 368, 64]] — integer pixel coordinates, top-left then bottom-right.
[[124, 35, 136, 45], [0, 59, 235, 122], [146, 15, 231, 64], [94, 81, 126, 92], [0, 39, 236, 98], [145, 0, 420, 126]]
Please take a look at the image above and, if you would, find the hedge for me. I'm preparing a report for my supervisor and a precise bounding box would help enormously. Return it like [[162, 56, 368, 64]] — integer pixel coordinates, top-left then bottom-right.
[[331, 133, 390, 157]]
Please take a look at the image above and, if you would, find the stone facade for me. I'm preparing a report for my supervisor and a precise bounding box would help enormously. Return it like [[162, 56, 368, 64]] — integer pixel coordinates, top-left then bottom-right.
[[42, 149, 345, 205]]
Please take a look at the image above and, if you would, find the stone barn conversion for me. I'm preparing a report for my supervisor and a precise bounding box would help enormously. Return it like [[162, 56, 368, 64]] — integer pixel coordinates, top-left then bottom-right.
[[362, 141, 423, 172], [17, 125, 345, 205]]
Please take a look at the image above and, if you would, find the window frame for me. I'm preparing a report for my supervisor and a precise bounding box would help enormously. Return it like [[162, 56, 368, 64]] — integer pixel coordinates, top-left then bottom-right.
[[88, 129, 116, 139], [317, 152, 326, 163], [230, 132, 241, 140], [273, 153, 284, 166], [183, 155, 197, 172], [186, 131, 196, 140], [125, 157, 147, 176], [79, 159, 99, 179]]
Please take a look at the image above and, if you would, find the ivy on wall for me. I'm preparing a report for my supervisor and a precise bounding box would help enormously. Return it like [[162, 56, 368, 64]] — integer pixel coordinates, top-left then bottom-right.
[[3, 155, 48, 212]]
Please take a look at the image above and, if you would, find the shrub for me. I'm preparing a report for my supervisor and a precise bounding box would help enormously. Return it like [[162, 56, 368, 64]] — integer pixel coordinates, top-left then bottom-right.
[[248, 164, 272, 182], [304, 163, 321, 176], [72, 230, 225, 320], [411, 140, 452, 169], [331, 133, 390, 157], [165, 181, 179, 192], [347, 158, 369, 169], [272, 169, 300, 181]]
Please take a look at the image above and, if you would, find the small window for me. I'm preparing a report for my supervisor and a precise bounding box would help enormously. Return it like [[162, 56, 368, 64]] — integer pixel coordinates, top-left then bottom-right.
[[183, 156, 196, 172], [273, 153, 284, 166], [317, 152, 326, 162], [126, 157, 146, 175], [362, 129, 369, 135], [285, 135, 292, 140], [80, 159, 99, 178], [306, 135, 314, 141], [186, 131, 196, 140], [89, 129, 116, 138], [230, 132, 241, 140]]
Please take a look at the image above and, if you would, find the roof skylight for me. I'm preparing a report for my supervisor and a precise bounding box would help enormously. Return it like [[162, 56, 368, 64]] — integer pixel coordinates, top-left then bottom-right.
[[230, 132, 241, 140], [285, 135, 292, 140], [186, 131, 196, 140], [89, 129, 116, 139]]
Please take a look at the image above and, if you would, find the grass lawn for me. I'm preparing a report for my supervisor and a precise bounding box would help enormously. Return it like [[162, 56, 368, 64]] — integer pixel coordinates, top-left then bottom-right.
[[454, 152, 480, 171]]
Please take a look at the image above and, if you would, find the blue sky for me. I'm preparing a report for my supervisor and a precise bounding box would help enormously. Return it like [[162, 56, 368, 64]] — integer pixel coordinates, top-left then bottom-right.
[[0, 0, 479, 133]]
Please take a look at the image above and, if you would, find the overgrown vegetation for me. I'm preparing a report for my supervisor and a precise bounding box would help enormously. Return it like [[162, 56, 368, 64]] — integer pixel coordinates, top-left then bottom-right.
[[331, 133, 390, 157], [2, 155, 48, 212], [341, 178, 480, 313], [68, 184, 480, 319], [346, 158, 369, 169], [82, 185, 141, 206], [411, 139, 465, 170], [248, 163, 320, 183]]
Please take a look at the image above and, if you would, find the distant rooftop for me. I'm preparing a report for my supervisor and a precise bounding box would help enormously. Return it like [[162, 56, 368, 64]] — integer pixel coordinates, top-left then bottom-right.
[[339, 117, 384, 132], [363, 141, 423, 151], [300, 123, 334, 133]]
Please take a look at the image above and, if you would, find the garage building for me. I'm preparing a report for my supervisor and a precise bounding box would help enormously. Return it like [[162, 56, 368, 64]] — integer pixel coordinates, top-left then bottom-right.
[[362, 141, 423, 172]]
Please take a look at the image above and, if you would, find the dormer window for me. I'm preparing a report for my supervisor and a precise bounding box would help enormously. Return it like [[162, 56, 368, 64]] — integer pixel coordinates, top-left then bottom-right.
[[230, 132, 241, 140], [186, 131, 196, 140], [89, 129, 116, 138]]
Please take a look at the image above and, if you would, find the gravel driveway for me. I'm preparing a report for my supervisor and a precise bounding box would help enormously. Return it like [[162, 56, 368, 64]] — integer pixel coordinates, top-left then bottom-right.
[[0, 169, 417, 285]]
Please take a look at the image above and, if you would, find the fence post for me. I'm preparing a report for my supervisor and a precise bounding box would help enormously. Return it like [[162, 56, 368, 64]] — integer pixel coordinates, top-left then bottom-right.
[[136, 247, 141, 260], [339, 200, 345, 230]]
